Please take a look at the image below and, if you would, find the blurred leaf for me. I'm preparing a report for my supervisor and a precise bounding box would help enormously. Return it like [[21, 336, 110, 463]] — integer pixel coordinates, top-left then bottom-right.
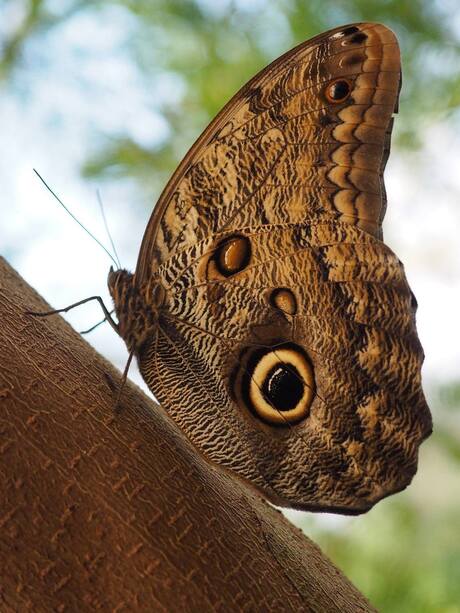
[[305, 496, 460, 612], [433, 428, 460, 463], [3, 0, 460, 190], [438, 381, 460, 411]]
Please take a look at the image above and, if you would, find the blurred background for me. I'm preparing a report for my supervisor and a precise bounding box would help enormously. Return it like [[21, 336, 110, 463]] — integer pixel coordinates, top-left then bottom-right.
[[1, 1, 459, 610]]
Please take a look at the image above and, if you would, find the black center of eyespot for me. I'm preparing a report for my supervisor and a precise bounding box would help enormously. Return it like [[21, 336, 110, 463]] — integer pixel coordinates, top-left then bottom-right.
[[326, 79, 351, 102], [262, 364, 304, 412]]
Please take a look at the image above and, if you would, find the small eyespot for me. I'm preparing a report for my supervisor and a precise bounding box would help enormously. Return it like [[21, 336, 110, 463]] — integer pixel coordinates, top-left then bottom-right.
[[324, 78, 352, 103], [349, 32, 367, 44], [233, 344, 315, 426], [214, 235, 251, 277], [330, 26, 359, 39], [341, 26, 360, 36], [269, 288, 297, 316], [335, 28, 368, 46]]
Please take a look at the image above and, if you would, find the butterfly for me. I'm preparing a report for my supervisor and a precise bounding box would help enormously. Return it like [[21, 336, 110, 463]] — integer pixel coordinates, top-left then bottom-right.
[[99, 22, 432, 514]]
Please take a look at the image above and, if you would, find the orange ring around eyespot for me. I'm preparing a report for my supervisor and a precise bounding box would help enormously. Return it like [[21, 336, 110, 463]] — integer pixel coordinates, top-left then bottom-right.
[[248, 348, 314, 424], [324, 78, 353, 103], [231, 344, 315, 426]]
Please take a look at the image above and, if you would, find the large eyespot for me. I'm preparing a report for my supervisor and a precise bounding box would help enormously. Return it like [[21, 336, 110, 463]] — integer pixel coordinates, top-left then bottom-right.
[[324, 78, 352, 103], [214, 235, 251, 277], [233, 344, 315, 426]]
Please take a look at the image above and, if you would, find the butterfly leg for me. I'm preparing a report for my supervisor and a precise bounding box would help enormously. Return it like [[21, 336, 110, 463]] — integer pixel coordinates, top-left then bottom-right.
[[26, 295, 119, 335], [79, 309, 115, 335]]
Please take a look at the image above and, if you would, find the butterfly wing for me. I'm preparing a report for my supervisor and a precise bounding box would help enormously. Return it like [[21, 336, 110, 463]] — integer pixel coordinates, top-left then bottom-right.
[[126, 23, 431, 513], [136, 22, 399, 281]]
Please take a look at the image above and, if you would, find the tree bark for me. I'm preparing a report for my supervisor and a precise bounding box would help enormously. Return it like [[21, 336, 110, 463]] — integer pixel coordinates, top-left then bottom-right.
[[0, 257, 375, 612]]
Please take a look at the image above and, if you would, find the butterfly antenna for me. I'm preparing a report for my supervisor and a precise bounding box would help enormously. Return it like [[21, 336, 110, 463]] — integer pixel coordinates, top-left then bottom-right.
[[33, 169, 119, 269], [96, 189, 121, 269]]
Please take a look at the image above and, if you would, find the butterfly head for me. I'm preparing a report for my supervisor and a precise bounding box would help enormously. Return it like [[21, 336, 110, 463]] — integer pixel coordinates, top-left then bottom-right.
[[108, 267, 164, 352]]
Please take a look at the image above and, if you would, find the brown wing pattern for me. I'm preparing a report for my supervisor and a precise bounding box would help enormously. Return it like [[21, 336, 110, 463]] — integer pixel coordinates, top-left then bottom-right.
[[109, 23, 432, 514], [139, 220, 430, 512], [136, 22, 400, 282]]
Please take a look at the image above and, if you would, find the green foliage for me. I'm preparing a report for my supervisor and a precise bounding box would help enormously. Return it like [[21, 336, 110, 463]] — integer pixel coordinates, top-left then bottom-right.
[[2, 0, 460, 185], [305, 495, 460, 612]]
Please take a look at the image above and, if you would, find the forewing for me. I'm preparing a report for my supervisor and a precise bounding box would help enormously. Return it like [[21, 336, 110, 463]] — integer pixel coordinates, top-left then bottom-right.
[[135, 22, 401, 282]]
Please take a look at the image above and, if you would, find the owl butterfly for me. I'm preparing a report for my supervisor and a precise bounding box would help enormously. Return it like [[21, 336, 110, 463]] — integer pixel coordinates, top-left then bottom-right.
[[108, 22, 432, 514]]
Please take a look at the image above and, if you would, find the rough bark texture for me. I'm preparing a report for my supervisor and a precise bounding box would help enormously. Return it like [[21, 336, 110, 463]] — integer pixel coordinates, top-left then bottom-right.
[[0, 257, 375, 612]]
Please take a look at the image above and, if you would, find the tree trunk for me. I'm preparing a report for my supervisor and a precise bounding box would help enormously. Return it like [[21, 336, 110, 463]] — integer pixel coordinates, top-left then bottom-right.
[[0, 257, 375, 612]]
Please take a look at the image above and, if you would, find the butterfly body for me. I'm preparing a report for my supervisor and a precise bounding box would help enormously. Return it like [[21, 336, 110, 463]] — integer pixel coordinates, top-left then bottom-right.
[[109, 23, 432, 514]]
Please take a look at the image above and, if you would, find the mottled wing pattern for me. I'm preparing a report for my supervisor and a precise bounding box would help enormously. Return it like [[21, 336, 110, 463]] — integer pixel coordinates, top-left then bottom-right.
[[110, 23, 432, 514], [136, 22, 400, 282]]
